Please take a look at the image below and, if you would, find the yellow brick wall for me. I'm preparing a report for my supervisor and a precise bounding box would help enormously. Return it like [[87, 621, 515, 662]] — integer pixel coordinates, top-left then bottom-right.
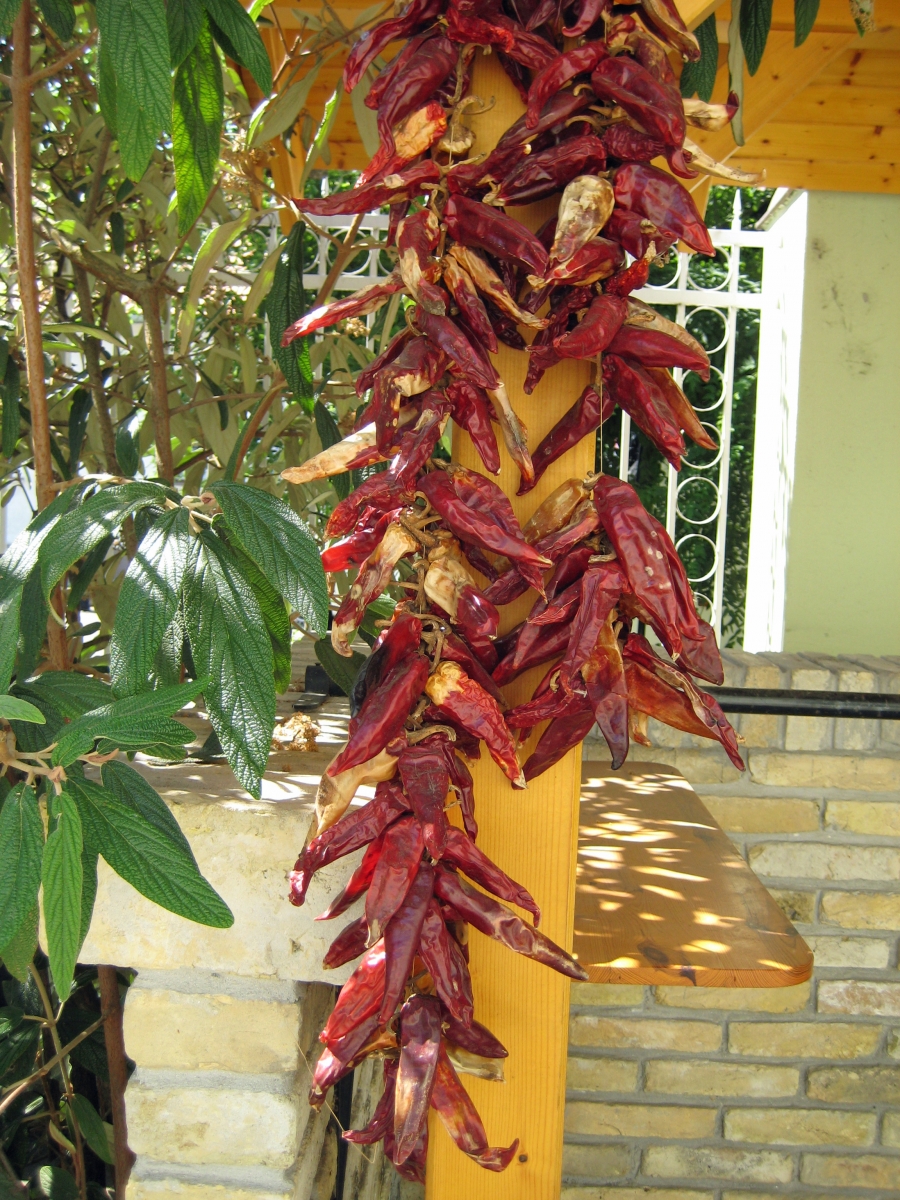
[[570, 650, 900, 1197]]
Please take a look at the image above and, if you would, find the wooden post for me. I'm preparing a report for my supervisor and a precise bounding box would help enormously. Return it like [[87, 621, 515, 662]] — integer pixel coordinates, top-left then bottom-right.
[[426, 52, 595, 1200]]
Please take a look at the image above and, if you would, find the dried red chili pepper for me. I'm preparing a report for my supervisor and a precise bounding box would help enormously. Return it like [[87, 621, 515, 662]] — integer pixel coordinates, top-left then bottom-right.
[[591, 56, 686, 148], [592, 475, 694, 658], [366, 815, 426, 944], [445, 380, 501, 476], [526, 42, 609, 128], [314, 743, 405, 836], [492, 616, 571, 687], [639, 0, 700, 61], [366, 335, 448, 451], [397, 207, 442, 310], [297, 161, 440, 217], [419, 467, 551, 595], [434, 869, 588, 979], [281, 273, 405, 345], [322, 941, 386, 1048], [603, 353, 686, 469], [441, 1010, 507, 1060], [602, 122, 665, 164], [320, 511, 393, 574], [364, 28, 438, 110], [606, 324, 710, 380], [385, 392, 451, 489], [343, 0, 443, 91], [331, 525, 420, 655], [683, 92, 740, 132], [352, 611, 424, 717], [605, 206, 675, 259], [533, 495, 601, 562], [344, 1059, 398, 1145], [604, 249, 653, 297], [581, 612, 629, 768], [397, 736, 451, 859], [356, 328, 412, 396], [521, 477, 592, 546], [323, 914, 369, 970], [380, 862, 435, 1023], [442, 257, 499, 355], [329, 652, 429, 772], [443, 826, 540, 924], [430, 1041, 519, 1170], [538, 237, 625, 288], [520, 384, 609, 495], [444, 195, 549, 277], [309, 1023, 384, 1108], [415, 306, 500, 392], [445, 744, 478, 838], [556, 560, 628, 690], [445, 0, 516, 50], [489, 135, 607, 207], [563, 0, 611, 36], [553, 294, 628, 360], [441, 630, 504, 706], [523, 705, 596, 781], [623, 634, 743, 769], [419, 900, 475, 1024], [394, 994, 442, 1163], [426, 661, 524, 786], [506, 670, 589, 729], [317, 832, 385, 922], [613, 162, 714, 256], [375, 37, 457, 157], [326, 473, 411, 539], [290, 779, 409, 906]]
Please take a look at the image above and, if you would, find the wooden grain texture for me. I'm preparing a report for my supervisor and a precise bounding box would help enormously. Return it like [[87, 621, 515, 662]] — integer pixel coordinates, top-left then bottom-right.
[[575, 763, 813, 987], [424, 52, 595, 1200]]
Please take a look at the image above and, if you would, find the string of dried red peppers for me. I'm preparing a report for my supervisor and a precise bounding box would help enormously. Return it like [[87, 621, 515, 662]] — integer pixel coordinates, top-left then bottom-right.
[[284, 0, 747, 1180]]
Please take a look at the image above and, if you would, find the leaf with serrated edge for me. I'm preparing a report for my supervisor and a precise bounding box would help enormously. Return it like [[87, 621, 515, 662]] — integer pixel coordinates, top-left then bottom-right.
[[42, 792, 83, 999], [110, 508, 192, 697], [0, 786, 44, 949], [793, 0, 819, 45], [203, 0, 272, 92], [168, 0, 204, 67], [39, 482, 167, 602], [739, 0, 773, 75], [679, 14, 718, 101], [173, 13, 224, 236], [0, 903, 38, 982], [182, 531, 274, 797], [210, 483, 328, 633], [51, 678, 205, 767], [102, 760, 194, 859], [70, 777, 233, 927], [95, 0, 171, 180]]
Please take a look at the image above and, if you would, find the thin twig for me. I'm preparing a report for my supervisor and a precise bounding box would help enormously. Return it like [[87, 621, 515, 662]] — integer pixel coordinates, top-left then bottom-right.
[[0, 1011, 109, 1114], [141, 289, 174, 484], [314, 213, 365, 309], [97, 967, 135, 1199]]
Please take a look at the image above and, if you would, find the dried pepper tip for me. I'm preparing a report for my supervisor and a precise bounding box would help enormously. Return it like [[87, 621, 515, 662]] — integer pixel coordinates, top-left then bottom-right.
[[313, 743, 402, 838], [425, 661, 525, 789]]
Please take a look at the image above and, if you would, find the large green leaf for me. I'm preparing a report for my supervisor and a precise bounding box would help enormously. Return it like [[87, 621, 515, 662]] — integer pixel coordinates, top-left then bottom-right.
[[0, 786, 43, 949], [115, 422, 140, 476], [0, 0, 23, 38], [51, 679, 204, 767], [679, 14, 719, 101], [228, 543, 293, 695], [168, 0, 204, 67], [0, 695, 44, 723], [793, 0, 819, 44], [247, 53, 330, 148], [97, 40, 119, 137], [79, 848, 98, 951], [70, 777, 233, 927], [210, 482, 328, 633], [739, 0, 773, 75], [65, 534, 113, 612], [182, 531, 274, 797], [95, 0, 171, 180], [35, 0, 74, 40], [15, 671, 112, 721], [101, 759, 194, 859], [14, 563, 48, 682], [42, 791, 83, 999], [64, 1095, 114, 1165], [203, 0, 272, 92], [173, 13, 224, 236], [269, 224, 314, 405], [109, 508, 192, 697], [38, 481, 167, 601]]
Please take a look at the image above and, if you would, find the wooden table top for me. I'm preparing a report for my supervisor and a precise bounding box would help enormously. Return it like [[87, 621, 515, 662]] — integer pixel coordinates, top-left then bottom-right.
[[574, 763, 813, 988]]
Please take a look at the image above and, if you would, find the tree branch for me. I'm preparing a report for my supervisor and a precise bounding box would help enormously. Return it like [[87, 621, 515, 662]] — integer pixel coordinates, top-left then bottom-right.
[[141, 289, 174, 485], [12, 1, 67, 670], [97, 967, 135, 1199]]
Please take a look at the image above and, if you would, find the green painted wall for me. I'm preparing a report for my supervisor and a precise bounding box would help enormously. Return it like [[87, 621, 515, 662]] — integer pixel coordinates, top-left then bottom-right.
[[783, 192, 900, 655]]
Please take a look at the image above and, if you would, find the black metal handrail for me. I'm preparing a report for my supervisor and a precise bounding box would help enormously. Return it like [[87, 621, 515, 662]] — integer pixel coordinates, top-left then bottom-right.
[[704, 689, 900, 720]]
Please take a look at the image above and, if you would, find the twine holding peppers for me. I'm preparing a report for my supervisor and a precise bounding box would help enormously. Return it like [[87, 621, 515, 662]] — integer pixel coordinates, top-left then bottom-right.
[[283, 0, 749, 1180]]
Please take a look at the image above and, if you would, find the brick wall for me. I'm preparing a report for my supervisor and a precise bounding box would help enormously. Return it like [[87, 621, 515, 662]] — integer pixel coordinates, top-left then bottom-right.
[[568, 651, 900, 1198]]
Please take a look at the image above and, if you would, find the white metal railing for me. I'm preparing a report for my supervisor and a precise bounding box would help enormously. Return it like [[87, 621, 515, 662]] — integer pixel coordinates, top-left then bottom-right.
[[627, 191, 766, 639]]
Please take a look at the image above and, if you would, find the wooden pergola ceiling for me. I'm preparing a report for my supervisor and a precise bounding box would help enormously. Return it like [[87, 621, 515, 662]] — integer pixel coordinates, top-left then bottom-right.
[[266, 0, 900, 190]]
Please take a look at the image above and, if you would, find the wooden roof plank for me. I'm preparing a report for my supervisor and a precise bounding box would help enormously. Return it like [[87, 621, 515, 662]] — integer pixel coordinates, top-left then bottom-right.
[[574, 763, 813, 988]]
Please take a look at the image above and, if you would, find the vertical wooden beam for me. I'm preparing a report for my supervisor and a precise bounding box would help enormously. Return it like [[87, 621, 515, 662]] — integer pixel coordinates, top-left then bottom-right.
[[425, 53, 595, 1200]]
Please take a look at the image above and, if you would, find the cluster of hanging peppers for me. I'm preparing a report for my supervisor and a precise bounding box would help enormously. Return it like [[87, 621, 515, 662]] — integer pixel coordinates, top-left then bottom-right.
[[284, 0, 749, 1180]]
